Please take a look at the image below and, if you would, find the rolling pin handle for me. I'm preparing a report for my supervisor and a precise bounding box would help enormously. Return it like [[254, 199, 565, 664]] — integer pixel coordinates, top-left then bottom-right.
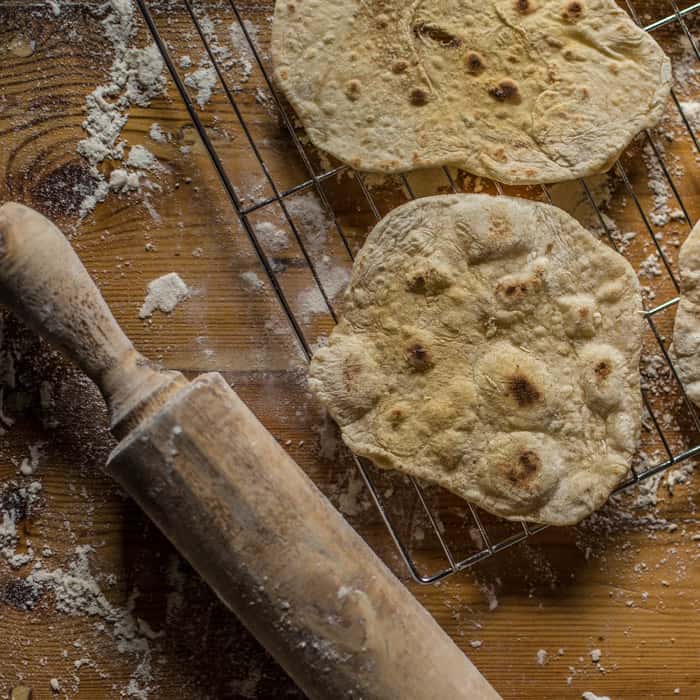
[[0, 202, 185, 435]]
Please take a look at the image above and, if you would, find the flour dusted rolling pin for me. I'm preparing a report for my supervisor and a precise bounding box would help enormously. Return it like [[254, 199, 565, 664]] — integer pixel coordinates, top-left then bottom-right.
[[0, 202, 501, 700]]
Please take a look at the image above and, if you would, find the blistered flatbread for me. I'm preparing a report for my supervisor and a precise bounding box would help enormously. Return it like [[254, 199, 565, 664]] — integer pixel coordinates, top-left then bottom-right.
[[309, 195, 643, 525], [272, 0, 671, 184]]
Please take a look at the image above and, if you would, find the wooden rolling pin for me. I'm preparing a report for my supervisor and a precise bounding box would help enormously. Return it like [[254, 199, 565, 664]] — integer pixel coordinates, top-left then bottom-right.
[[0, 202, 502, 700]]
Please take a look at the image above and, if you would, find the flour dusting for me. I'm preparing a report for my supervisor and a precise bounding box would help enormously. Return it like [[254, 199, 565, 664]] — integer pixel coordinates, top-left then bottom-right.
[[1, 480, 42, 569], [228, 21, 257, 83], [26, 546, 158, 699], [679, 100, 700, 129], [126, 145, 160, 171], [240, 271, 265, 292], [19, 442, 45, 476], [182, 10, 259, 108], [148, 123, 166, 143], [255, 222, 289, 254], [109, 168, 140, 193], [76, 0, 166, 216], [185, 63, 218, 109], [139, 273, 190, 319]]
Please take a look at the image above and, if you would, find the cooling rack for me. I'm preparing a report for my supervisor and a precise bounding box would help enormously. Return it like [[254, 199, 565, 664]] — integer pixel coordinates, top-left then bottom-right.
[[136, 0, 700, 583]]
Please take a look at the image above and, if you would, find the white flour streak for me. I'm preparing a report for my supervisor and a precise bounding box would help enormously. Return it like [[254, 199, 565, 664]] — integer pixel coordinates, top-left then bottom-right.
[[76, 0, 166, 217], [185, 62, 217, 108]]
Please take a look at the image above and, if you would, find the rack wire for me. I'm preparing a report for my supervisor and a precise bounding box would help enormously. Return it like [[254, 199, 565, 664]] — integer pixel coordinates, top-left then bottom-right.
[[137, 0, 700, 583]]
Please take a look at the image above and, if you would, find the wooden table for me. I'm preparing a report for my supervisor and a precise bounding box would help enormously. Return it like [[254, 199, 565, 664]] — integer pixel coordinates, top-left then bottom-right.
[[2, 0, 700, 698]]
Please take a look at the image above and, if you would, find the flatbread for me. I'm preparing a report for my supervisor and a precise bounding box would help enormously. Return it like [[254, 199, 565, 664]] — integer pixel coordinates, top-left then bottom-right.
[[309, 195, 642, 525], [271, 0, 671, 185], [672, 221, 700, 405]]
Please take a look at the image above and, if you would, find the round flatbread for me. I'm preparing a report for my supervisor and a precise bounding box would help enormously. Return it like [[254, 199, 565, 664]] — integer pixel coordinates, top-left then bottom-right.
[[672, 221, 700, 405], [271, 0, 671, 185], [309, 195, 642, 525]]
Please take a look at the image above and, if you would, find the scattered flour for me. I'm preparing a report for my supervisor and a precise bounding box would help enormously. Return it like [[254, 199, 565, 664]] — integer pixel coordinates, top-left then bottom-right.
[[679, 100, 700, 130], [284, 193, 356, 320], [126, 144, 160, 171], [149, 123, 166, 143], [469, 640, 483, 649], [255, 221, 289, 254], [672, 34, 700, 97], [639, 253, 662, 278], [228, 21, 257, 83], [337, 469, 370, 517], [480, 581, 499, 611], [297, 267, 350, 322], [590, 648, 602, 663], [285, 193, 333, 250], [109, 168, 140, 193], [19, 442, 45, 476], [633, 471, 664, 509], [582, 693, 611, 700], [536, 649, 549, 666], [185, 62, 218, 109], [26, 546, 158, 698], [240, 271, 265, 292], [641, 141, 672, 227], [139, 273, 190, 319], [183, 11, 259, 109], [76, 0, 166, 216], [1, 480, 42, 569], [49, 678, 61, 692], [666, 462, 694, 495]]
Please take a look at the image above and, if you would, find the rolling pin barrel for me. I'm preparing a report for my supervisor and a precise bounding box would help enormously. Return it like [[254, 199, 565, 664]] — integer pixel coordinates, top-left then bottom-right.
[[0, 202, 502, 700]]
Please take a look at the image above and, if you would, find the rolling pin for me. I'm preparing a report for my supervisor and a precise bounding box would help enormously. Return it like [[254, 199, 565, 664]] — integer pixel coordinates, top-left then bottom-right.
[[0, 202, 502, 700]]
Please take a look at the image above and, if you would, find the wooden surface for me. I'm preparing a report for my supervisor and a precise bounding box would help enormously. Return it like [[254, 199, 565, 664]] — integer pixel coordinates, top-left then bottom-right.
[[1, 0, 700, 698]]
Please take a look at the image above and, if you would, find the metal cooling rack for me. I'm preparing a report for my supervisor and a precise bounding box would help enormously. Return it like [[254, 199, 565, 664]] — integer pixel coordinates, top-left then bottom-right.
[[137, 0, 700, 583]]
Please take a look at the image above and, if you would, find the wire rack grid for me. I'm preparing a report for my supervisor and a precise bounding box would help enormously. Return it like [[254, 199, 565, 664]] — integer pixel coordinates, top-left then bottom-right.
[[136, 0, 700, 584]]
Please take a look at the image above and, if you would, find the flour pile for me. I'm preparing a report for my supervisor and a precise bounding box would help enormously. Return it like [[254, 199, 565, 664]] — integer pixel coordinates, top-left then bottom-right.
[[139, 273, 190, 319]]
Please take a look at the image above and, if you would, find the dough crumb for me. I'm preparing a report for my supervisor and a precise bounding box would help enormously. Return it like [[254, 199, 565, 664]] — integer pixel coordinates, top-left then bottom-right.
[[50, 678, 61, 692], [139, 273, 190, 319], [590, 648, 602, 662], [536, 649, 548, 665]]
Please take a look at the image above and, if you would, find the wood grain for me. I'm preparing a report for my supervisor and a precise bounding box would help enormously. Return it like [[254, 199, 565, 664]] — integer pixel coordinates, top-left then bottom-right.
[[1, 1, 700, 699]]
